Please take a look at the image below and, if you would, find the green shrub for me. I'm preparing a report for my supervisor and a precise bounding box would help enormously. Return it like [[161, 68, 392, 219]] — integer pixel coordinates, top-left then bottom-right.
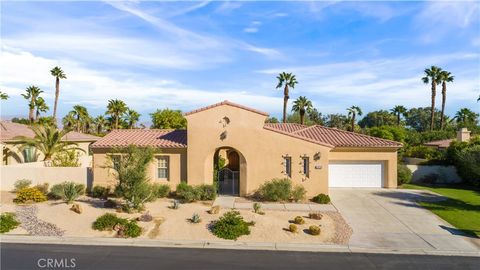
[[311, 194, 330, 204], [34, 183, 49, 195], [0, 213, 20, 233], [257, 178, 292, 201], [48, 184, 63, 200], [456, 145, 480, 186], [211, 211, 253, 240], [293, 216, 305, 225], [197, 184, 217, 200], [152, 183, 171, 198], [49, 182, 85, 203], [122, 220, 142, 238], [291, 186, 307, 202], [175, 183, 216, 202], [288, 224, 298, 233], [397, 164, 412, 185], [52, 149, 81, 167], [405, 145, 444, 160], [13, 179, 31, 192], [309, 225, 321, 236], [253, 202, 261, 213], [190, 213, 201, 224], [91, 186, 109, 199], [13, 187, 47, 203], [92, 213, 126, 231]]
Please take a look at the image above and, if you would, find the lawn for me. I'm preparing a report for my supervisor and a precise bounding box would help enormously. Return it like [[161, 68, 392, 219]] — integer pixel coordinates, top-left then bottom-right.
[[402, 184, 480, 237]]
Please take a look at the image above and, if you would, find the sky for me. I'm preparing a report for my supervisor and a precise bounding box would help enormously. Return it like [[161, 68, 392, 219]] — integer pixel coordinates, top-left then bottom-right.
[[1, 0, 479, 123]]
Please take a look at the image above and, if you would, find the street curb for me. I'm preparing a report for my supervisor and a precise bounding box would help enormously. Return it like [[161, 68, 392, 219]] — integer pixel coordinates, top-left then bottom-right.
[[1, 235, 479, 257]]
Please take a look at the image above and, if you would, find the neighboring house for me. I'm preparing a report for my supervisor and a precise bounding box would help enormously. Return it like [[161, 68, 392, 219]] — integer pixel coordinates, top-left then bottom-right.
[[424, 128, 471, 150], [1, 120, 99, 165], [91, 101, 402, 197]]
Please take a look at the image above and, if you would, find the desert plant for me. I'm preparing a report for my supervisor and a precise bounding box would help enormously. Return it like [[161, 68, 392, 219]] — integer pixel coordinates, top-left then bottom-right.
[[34, 183, 49, 195], [50, 182, 85, 204], [253, 202, 261, 213], [91, 186, 109, 199], [293, 216, 305, 225], [92, 213, 126, 231], [51, 149, 81, 167], [211, 211, 253, 240], [257, 178, 292, 201], [0, 213, 20, 233], [169, 200, 180, 209], [397, 164, 412, 185], [308, 212, 323, 220], [13, 187, 47, 203], [288, 224, 298, 233], [291, 185, 307, 202], [312, 194, 331, 204], [190, 213, 202, 224], [309, 225, 321, 236], [197, 184, 217, 200], [13, 179, 31, 192], [152, 183, 171, 198], [121, 220, 142, 238]]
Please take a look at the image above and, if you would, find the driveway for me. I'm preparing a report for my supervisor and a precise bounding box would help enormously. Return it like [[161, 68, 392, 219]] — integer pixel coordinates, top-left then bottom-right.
[[330, 188, 480, 253]]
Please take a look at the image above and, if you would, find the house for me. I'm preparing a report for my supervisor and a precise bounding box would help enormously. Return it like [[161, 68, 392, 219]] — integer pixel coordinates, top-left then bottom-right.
[[1, 120, 99, 165], [424, 128, 471, 150], [91, 101, 402, 197]]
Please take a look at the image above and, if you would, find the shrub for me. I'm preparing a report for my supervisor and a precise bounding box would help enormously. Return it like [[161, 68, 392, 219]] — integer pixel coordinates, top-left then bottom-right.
[[308, 212, 323, 220], [211, 211, 253, 240], [52, 149, 81, 167], [91, 186, 109, 199], [288, 224, 298, 233], [49, 182, 85, 203], [197, 184, 217, 200], [92, 213, 126, 231], [13, 187, 47, 203], [257, 178, 292, 201], [293, 216, 305, 225], [397, 164, 412, 185], [311, 194, 330, 204], [253, 202, 261, 213], [405, 145, 444, 160], [456, 145, 480, 186], [13, 179, 31, 192], [152, 183, 171, 198], [0, 213, 20, 233], [122, 220, 142, 238], [176, 182, 200, 202], [309, 225, 321, 236], [190, 213, 201, 224], [34, 183, 49, 195], [291, 186, 307, 202], [48, 184, 64, 200], [169, 200, 180, 209]]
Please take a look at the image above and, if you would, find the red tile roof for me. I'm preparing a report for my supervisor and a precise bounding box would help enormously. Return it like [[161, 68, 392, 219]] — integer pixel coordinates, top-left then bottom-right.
[[265, 123, 402, 148], [90, 129, 187, 149], [184, 100, 269, 117], [0, 121, 99, 142], [424, 139, 453, 149]]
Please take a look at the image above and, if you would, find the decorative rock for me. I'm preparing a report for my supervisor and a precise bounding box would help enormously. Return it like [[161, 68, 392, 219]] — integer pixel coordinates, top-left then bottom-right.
[[308, 212, 323, 220], [70, 203, 82, 214], [209, 205, 220, 214], [137, 212, 153, 222], [104, 199, 117, 208], [15, 205, 64, 237]]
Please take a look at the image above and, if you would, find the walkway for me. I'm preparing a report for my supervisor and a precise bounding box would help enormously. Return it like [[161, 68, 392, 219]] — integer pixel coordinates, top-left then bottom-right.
[[212, 196, 337, 212]]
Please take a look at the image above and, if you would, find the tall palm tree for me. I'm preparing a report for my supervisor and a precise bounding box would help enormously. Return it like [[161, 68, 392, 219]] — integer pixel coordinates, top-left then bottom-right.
[[21, 86, 43, 123], [422, 66, 442, 131], [454, 108, 479, 126], [94, 115, 107, 134], [124, 109, 140, 129], [276, 72, 298, 123], [291, 96, 313, 125], [69, 105, 89, 132], [438, 70, 454, 129], [50, 66, 67, 124], [62, 112, 76, 130], [390, 105, 407, 126], [347, 106, 362, 132], [34, 97, 49, 121], [0, 91, 8, 100], [106, 99, 127, 129], [13, 125, 84, 161]]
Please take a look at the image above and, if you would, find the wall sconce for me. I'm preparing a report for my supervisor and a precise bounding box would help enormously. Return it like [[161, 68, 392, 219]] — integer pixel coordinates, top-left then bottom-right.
[[313, 152, 321, 161]]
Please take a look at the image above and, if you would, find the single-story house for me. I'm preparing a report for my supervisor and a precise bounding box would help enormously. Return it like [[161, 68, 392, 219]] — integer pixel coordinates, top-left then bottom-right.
[[1, 120, 100, 165], [91, 101, 402, 197], [424, 128, 471, 150]]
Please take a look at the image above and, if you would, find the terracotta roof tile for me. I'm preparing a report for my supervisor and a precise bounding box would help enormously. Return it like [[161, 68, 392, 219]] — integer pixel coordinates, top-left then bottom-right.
[[264, 123, 402, 148], [184, 100, 269, 117], [0, 121, 99, 142], [424, 139, 453, 149], [90, 129, 187, 149]]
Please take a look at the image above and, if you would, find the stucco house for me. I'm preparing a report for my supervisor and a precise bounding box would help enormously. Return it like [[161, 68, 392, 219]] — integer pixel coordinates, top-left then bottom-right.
[[91, 101, 402, 197], [1, 120, 100, 166]]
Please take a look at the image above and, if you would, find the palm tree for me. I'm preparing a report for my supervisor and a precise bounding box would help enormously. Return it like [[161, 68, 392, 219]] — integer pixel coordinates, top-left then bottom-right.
[[13, 125, 84, 161], [438, 70, 454, 129], [390, 105, 407, 126], [34, 97, 49, 121], [106, 99, 128, 129], [347, 106, 362, 132], [21, 86, 43, 123], [62, 112, 76, 130], [0, 91, 8, 100], [50, 66, 67, 124], [454, 108, 479, 126], [276, 72, 298, 123], [291, 96, 313, 125], [94, 115, 107, 134], [124, 109, 140, 129], [69, 105, 89, 132], [422, 66, 442, 131]]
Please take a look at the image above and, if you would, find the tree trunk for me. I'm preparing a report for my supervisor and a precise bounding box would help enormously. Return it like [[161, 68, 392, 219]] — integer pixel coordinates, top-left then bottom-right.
[[115, 115, 119, 129], [282, 85, 289, 123], [300, 112, 304, 125], [440, 82, 446, 129], [35, 109, 40, 121], [430, 81, 436, 130], [29, 97, 35, 123], [351, 115, 355, 132], [53, 78, 60, 124], [397, 113, 400, 126]]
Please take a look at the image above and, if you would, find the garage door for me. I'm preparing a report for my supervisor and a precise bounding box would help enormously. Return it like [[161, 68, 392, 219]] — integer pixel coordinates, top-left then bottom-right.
[[328, 162, 384, 187]]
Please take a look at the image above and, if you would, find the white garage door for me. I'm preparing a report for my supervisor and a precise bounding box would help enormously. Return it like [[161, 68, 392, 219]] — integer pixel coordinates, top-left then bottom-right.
[[328, 162, 384, 187]]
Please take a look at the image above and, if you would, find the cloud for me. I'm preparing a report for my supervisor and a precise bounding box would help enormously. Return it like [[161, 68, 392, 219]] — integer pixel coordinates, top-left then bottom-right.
[[243, 21, 262, 33]]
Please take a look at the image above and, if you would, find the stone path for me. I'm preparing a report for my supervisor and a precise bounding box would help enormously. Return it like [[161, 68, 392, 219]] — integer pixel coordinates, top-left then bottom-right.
[[212, 196, 337, 212], [15, 205, 64, 237]]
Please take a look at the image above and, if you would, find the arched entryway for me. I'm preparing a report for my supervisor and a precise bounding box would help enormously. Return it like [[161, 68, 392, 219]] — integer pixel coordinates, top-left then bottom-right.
[[213, 147, 246, 196]]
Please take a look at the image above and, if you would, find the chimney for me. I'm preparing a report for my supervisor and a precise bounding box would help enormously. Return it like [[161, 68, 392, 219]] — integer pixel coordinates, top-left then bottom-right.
[[457, 128, 471, 142]]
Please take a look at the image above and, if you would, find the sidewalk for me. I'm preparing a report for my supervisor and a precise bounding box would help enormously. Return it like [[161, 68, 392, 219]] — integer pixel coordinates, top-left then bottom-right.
[[212, 197, 337, 212], [1, 235, 479, 257]]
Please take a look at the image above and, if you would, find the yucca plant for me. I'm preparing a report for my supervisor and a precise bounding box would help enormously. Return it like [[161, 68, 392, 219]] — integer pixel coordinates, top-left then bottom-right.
[[190, 213, 201, 224]]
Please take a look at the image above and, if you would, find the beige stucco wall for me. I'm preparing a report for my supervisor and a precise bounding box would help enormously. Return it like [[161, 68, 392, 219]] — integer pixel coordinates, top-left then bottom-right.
[[185, 105, 332, 197], [92, 148, 187, 190], [329, 148, 398, 188]]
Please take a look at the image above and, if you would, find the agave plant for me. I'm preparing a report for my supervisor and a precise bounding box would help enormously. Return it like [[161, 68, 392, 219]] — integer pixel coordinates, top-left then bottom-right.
[[190, 213, 201, 224]]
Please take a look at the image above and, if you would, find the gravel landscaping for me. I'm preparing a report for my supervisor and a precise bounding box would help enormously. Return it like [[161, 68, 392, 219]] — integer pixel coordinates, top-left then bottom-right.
[[15, 205, 64, 237]]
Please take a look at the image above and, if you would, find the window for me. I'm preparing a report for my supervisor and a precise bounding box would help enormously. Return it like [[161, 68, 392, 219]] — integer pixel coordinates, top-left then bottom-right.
[[302, 157, 310, 178], [157, 156, 169, 180], [22, 146, 36, 163], [284, 157, 292, 177]]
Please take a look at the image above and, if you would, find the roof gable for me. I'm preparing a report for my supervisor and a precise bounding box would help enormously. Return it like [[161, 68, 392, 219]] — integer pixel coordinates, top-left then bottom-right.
[[184, 100, 269, 117]]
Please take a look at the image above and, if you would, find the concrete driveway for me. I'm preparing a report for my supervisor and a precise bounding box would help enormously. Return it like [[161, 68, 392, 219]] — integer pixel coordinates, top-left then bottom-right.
[[330, 188, 479, 254]]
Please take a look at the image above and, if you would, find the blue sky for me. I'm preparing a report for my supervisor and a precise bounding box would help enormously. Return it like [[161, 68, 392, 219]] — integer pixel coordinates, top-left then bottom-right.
[[1, 0, 479, 122]]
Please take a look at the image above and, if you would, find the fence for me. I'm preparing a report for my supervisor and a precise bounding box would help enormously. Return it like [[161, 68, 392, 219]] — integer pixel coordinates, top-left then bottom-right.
[[406, 165, 462, 184]]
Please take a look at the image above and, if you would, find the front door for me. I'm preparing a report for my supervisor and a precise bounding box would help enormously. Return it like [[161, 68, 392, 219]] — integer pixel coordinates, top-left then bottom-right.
[[218, 168, 239, 196]]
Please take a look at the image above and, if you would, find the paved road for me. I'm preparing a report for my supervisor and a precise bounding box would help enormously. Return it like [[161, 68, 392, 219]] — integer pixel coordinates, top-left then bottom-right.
[[1, 243, 479, 270]]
